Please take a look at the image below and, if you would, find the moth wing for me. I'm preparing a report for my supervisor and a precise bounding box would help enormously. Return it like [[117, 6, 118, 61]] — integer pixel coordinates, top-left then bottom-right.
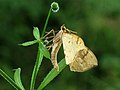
[[51, 30, 63, 71], [62, 33, 85, 64], [69, 46, 98, 72]]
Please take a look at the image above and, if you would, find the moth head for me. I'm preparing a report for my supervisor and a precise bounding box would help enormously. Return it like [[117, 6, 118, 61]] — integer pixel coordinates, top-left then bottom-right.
[[60, 25, 70, 33]]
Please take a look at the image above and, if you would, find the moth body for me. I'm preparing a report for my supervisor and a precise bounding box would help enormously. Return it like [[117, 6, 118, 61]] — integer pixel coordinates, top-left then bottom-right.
[[51, 25, 98, 72]]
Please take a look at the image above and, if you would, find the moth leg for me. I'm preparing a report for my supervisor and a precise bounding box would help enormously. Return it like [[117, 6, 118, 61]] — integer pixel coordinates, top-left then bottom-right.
[[44, 36, 55, 46], [45, 30, 58, 34], [45, 36, 54, 40], [42, 29, 55, 39], [46, 44, 53, 50], [43, 29, 56, 46]]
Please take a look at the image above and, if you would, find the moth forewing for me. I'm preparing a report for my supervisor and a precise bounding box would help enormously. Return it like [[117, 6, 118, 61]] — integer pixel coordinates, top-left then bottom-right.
[[69, 46, 98, 72], [51, 41, 61, 71], [51, 30, 63, 71], [62, 29, 98, 72], [62, 32, 85, 65]]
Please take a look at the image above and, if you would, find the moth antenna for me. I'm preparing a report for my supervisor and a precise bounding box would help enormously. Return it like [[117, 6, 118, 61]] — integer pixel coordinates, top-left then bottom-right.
[[68, 30, 77, 34]]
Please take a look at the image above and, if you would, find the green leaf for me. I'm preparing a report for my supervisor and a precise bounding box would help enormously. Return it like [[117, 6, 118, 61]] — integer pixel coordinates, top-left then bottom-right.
[[39, 41, 50, 59], [33, 27, 40, 40], [19, 40, 38, 46], [37, 58, 67, 90], [0, 69, 22, 90], [14, 68, 25, 90]]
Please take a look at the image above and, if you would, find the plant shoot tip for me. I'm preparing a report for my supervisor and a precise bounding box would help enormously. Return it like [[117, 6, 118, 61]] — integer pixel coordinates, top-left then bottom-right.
[[51, 2, 59, 13]]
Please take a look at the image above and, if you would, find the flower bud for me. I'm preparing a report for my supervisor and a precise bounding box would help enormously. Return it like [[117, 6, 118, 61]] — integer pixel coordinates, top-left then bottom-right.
[[51, 2, 59, 13]]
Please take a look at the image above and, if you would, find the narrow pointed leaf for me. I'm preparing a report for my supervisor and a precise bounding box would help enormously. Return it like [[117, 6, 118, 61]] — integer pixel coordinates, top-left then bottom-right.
[[0, 69, 22, 90], [33, 27, 40, 40], [37, 59, 67, 90], [39, 41, 50, 59], [14, 68, 25, 90], [19, 40, 38, 46]]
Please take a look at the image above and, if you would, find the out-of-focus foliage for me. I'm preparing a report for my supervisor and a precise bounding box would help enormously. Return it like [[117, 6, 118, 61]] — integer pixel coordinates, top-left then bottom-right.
[[0, 0, 120, 90]]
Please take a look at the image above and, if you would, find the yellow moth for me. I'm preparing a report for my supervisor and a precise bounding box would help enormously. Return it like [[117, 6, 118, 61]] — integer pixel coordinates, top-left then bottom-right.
[[51, 30, 63, 71], [51, 25, 98, 72]]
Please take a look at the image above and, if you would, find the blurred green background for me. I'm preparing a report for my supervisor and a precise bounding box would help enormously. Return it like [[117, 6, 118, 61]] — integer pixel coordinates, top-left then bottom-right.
[[0, 0, 120, 90]]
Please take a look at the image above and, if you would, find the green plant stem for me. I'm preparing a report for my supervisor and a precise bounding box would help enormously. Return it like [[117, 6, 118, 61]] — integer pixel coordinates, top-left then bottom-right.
[[0, 69, 22, 90], [41, 8, 52, 37], [30, 7, 52, 90], [37, 59, 67, 90], [30, 43, 43, 90]]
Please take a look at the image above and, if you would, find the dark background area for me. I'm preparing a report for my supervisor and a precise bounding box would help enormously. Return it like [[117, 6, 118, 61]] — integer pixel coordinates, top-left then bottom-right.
[[0, 0, 120, 90]]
